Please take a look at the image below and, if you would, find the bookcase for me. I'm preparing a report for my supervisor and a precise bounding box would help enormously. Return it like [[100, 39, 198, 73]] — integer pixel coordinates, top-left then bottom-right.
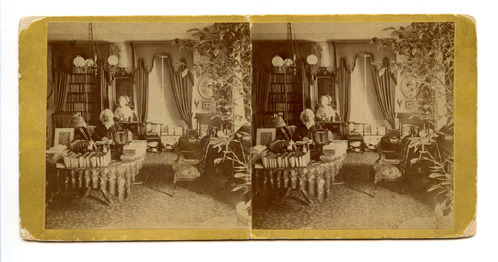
[[65, 68, 101, 125], [267, 72, 303, 125]]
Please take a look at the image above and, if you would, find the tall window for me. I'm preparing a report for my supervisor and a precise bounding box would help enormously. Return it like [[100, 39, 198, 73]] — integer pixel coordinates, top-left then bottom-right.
[[349, 54, 389, 128], [147, 55, 184, 127]]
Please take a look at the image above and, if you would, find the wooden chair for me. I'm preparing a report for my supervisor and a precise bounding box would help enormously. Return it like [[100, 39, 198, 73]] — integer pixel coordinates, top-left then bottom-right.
[[145, 122, 163, 152], [346, 122, 366, 152]]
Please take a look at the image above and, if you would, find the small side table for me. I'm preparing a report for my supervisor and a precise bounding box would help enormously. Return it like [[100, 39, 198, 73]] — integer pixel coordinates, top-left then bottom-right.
[[347, 135, 365, 152]]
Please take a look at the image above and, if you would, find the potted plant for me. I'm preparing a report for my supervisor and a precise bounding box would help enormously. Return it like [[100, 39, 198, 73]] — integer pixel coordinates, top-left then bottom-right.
[[175, 23, 252, 225], [373, 22, 455, 228]]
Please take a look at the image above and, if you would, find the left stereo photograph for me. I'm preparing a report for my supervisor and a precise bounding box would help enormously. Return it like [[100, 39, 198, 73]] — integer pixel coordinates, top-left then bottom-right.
[[20, 17, 252, 241]]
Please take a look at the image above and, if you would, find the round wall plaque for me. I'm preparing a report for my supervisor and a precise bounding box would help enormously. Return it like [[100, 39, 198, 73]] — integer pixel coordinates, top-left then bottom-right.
[[198, 77, 214, 99], [401, 76, 420, 98]]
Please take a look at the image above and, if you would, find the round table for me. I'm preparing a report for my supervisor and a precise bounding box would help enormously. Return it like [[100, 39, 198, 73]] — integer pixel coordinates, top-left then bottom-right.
[[52, 156, 145, 204]]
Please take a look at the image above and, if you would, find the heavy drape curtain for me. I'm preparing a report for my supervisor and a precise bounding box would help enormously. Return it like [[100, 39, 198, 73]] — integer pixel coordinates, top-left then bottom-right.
[[135, 59, 149, 122], [300, 63, 311, 110], [337, 58, 351, 122], [371, 57, 397, 128], [252, 71, 271, 112], [54, 68, 69, 112], [171, 58, 193, 129], [98, 67, 108, 111]]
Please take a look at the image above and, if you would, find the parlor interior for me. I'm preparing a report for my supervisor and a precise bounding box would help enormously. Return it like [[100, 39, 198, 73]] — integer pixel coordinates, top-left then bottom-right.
[[45, 23, 251, 229], [250, 22, 454, 229]]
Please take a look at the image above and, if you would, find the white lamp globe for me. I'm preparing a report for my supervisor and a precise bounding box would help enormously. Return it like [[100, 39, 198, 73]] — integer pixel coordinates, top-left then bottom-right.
[[108, 55, 119, 66], [283, 58, 293, 67], [272, 55, 284, 67], [85, 59, 95, 67], [73, 55, 86, 67], [307, 54, 318, 65]]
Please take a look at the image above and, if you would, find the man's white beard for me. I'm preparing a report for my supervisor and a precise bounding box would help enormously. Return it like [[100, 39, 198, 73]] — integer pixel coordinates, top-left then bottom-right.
[[304, 119, 315, 129], [103, 119, 114, 129]]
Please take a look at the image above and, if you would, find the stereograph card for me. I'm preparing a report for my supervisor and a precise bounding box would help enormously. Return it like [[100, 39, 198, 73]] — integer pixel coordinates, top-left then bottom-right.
[[19, 15, 476, 240]]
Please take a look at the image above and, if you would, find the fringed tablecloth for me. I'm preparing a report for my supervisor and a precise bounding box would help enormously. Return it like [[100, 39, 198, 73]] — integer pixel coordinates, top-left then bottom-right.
[[253, 154, 346, 202], [60, 156, 145, 202]]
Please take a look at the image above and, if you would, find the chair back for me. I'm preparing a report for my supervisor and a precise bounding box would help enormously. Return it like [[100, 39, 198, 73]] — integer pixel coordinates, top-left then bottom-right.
[[397, 137, 415, 174], [52, 111, 73, 129], [145, 122, 162, 137], [347, 122, 364, 136]]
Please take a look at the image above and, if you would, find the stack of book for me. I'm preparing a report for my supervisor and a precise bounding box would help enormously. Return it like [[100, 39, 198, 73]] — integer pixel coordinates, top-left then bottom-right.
[[261, 150, 310, 169], [63, 150, 111, 168], [120, 140, 147, 161]]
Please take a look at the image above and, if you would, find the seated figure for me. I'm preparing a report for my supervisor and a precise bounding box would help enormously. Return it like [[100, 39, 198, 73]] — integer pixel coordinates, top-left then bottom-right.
[[114, 96, 134, 121], [315, 95, 336, 121], [292, 109, 324, 160], [92, 109, 119, 142], [292, 109, 323, 142]]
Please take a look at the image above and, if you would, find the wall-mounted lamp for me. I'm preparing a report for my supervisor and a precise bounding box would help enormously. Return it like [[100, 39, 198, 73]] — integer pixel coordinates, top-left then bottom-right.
[[306, 54, 318, 66], [272, 55, 284, 67]]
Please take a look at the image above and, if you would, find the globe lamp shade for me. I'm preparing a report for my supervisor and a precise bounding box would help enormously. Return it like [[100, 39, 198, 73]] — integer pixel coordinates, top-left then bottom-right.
[[272, 55, 284, 67]]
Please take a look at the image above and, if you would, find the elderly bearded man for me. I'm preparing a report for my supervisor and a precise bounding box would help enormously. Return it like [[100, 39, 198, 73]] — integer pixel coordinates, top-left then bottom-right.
[[92, 109, 121, 142], [292, 109, 325, 160]]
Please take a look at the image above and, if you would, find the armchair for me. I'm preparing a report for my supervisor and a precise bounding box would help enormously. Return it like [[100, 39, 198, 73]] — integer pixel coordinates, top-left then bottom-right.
[[373, 135, 411, 195]]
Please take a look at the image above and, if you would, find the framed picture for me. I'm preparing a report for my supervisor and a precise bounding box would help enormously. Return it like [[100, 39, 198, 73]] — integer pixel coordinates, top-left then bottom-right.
[[54, 128, 74, 146], [316, 76, 336, 107], [202, 101, 211, 109], [112, 75, 134, 108], [256, 128, 276, 147], [405, 100, 415, 108]]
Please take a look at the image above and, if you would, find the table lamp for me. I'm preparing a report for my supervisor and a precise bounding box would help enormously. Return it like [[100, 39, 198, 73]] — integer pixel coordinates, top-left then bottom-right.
[[266, 115, 286, 128]]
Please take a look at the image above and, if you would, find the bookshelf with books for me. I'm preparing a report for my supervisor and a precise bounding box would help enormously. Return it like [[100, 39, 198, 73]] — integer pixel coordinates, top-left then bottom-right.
[[266, 72, 304, 125], [65, 69, 101, 125]]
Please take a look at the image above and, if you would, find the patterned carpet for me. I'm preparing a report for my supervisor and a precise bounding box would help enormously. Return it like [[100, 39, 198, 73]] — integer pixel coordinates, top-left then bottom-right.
[[45, 152, 245, 230], [252, 152, 437, 230]]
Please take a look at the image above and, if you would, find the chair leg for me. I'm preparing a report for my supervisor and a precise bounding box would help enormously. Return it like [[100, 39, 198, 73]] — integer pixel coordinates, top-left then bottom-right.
[[173, 177, 176, 196], [196, 179, 203, 194]]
